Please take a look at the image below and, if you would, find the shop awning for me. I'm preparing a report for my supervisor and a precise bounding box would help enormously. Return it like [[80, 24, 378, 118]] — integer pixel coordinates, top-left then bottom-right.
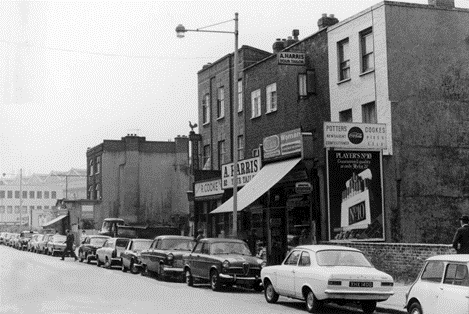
[[210, 157, 302, 214], [42, 214, 68, 228]]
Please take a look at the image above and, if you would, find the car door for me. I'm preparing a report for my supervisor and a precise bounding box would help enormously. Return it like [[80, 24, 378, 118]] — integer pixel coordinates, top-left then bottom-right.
[[141, 239, 155, 268], [189, 242, 204, 278], [148, 239, 161, 271], [417, 261, 445, 314], [276, 250, 301, 296], [121, 240, 132, 266], [435, 263, 469, 314], [199, 243, 212, 280], [294, 251, 312, 299]]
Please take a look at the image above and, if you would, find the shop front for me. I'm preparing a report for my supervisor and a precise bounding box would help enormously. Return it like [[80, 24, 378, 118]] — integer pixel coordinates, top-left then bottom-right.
[[210, 129, 319, 265], [193, 178, 224, 238]]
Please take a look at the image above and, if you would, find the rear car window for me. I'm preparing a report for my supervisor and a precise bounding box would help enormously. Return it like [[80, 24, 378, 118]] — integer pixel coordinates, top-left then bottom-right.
[[421, 261, 444, 283], [116, 239, 129, 248], [444, 263, 469, 286]]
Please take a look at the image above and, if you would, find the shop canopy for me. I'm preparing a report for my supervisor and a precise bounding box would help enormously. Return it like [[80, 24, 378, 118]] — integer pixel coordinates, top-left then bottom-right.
[[42, 214, 68, 228], [210, 157, 302, 214]]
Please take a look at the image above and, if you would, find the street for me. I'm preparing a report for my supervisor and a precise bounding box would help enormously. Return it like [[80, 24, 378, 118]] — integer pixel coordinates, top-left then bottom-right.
[[0, 245, 397, 314]]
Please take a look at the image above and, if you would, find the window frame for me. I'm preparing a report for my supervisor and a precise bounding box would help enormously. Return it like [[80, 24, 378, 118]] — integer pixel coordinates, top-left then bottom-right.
[[237, 135, 244, 160], [217, 86, 225, 119], [202, 93, 210, 125], [421, 261, 445, 283], [251, 89, 261, 119], [360, 28, 374, 73], [362, 102, 377, 124], [203, 144, 211, 170], [217, 140, 226, 170], [29, 191, 34, 199], [96, 156, 101, 174], [284, 250, 301, 266], [237, 79, 243, 112], [266, 83, 277, 113], [338, 38, 350, 81], [339, 109, 353, 122]]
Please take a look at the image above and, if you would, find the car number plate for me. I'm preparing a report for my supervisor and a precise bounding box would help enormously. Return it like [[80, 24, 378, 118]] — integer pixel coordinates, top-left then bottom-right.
[[349, 281, 373, 288]]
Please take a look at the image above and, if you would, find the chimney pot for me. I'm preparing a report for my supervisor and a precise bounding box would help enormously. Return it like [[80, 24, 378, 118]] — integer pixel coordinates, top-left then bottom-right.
[[329, 14, 335, 18], [322, 13, 327, 17]]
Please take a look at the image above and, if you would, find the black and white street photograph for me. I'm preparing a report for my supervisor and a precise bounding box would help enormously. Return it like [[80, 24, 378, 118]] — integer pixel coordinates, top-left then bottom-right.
[[1, 0, 469, 313]]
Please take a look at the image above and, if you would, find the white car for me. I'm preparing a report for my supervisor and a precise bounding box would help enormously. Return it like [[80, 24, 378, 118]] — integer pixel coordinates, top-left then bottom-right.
[[405, 254, 469, 314], [261, 245, 394, 314]]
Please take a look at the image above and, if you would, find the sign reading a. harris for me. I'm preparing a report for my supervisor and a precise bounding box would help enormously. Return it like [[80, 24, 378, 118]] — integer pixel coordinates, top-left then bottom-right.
[[278, 52, 305, 65], [222, 157, 261, 189], [324, 122, 387, 149], [195, 179, 223, 198]]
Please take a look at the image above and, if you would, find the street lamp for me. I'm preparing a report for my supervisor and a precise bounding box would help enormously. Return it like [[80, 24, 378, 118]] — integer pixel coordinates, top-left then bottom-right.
[[176, 13, 239, 238]]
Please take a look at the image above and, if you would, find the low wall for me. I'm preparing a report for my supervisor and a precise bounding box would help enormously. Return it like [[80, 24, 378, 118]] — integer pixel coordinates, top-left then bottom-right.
[[324, 241, 455, 283]]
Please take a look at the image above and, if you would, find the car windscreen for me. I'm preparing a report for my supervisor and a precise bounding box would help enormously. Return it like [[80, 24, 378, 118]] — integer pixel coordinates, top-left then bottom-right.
[[22, 233, 34, 238], [316, 250, 372, 267], [211, 242, 252, 256], [116, 239, 129, 248], [89, 237, 108, 247], [132, 240, 152, 251], [160, 239, 195, 251]]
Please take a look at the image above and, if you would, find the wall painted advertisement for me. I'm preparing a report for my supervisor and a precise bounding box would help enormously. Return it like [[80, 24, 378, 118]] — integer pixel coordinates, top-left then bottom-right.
[[327, 149, 384, 241]]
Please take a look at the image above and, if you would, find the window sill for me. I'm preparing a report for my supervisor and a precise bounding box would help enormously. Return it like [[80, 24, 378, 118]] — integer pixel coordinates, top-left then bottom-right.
[[337, 78, 351, 85], [203, 122, 210, 126], [266, 109, 277, 115], [359, 69, 375, 77], [250, 115, 261, 120], [216, 116, 225, 121]]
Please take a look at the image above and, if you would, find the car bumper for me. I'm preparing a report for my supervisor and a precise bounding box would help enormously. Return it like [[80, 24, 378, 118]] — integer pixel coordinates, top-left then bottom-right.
[[324, 289, 394, 301], [162, 266, 184, 273], [219, 274, 262, 285], [87, 254, 97, 260], [111, 258, 122, 265]]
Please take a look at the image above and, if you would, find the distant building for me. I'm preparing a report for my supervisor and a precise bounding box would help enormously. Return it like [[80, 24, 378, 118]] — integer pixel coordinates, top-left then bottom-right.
[[327, 0, 469, 243], [0, 168, 86, 228], [86, 134, 190, 229]]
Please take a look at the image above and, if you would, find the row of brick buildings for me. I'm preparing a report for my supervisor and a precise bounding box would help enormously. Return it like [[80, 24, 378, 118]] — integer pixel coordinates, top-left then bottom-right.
[[188, 0, 469, 263]]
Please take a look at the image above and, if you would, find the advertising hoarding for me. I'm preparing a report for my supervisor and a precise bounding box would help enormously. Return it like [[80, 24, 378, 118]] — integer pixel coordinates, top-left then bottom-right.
[[327, 149, 384, 241], [263, 128, 302, 160], [324, 122, 387, 149]]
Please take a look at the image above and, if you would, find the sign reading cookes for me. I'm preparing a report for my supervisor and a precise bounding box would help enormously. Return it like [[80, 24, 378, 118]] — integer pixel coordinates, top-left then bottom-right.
[[324, 122, 387, 149], [195, 179, 223, 197]]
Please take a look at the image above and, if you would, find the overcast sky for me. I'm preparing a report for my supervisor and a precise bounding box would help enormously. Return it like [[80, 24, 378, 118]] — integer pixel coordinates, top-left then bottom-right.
[[1, 0, 467, 176]]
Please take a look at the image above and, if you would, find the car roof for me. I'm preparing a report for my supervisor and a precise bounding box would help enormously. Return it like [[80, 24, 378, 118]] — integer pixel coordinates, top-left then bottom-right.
[[294, 245, 361, 253], [426, 255, 469, 263], [88, 235, 110, 238], [199, 238, 247, 243], [154, 235, 194, 240], [131, 238, 153, 242]]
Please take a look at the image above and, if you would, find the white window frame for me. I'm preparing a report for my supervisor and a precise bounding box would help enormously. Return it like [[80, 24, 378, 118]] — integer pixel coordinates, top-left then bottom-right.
[[238, 135, 244, 160], [88, 186, 93, 200], [362, 102, 377, 123], [237, 80, 243, 112], [203, 93, 210, 125], [298, 74, 307, 97], [251, 89, 261, 119], [217, 87, 225, 119], [338, 38, 350, 81], [266, 83, 277, 113], [96, 156, 101, 174], [96, 184, 101, 200], [89, 159, 94, 176], [218, 140, 226, 170], [360, 28, 374, 73]]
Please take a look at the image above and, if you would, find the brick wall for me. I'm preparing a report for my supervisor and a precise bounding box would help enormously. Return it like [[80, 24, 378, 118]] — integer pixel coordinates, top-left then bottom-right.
[[325, 241, 455, 283]]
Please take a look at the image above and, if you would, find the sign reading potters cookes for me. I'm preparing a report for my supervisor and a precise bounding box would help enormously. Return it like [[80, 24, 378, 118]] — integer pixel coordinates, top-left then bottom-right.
[[195, 179, 223, 197], [222, 157, 261, 189], [326, 150, 384, 241], [263, 128, 302, 160], [324, 122, 387, 149], [278, 52, 305, 65]]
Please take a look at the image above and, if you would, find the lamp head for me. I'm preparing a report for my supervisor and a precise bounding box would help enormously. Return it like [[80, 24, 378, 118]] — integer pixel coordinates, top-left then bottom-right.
[[176, 24, 186, 38]]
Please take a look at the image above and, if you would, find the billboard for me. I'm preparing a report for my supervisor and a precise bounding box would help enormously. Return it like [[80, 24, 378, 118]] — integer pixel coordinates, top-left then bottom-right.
[[263, 128, 302, 160], [324, 122, 387, 149], [327, 150, 384, 241]]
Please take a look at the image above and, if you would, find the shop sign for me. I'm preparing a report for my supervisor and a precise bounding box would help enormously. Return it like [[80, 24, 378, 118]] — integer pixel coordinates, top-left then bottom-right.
[[222, 157, 261, 189], [194, 179, 223, 197], [263, 128, 302, 160], [295, 182, 312, 194], [278, 52, 305, 65], [324, 122, 387, 149], [326, 149, 384, 241]]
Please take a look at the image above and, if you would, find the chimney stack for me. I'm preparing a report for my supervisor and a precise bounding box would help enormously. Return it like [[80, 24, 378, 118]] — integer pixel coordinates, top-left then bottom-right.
[[292, 29, 299, 41], [272, 38, 284, 53], [317, 13, 339, 30], [428, 0, 455, 8]]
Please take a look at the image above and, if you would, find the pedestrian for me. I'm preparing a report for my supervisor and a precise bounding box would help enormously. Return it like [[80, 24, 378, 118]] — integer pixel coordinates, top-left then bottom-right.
[[298, 228, 309, 245], [80, 229, 86, 243], [453, 215, 469, 254], [61, 229, 78, 261], [246, 230, 257, 256], [195, 228, 204, 242]]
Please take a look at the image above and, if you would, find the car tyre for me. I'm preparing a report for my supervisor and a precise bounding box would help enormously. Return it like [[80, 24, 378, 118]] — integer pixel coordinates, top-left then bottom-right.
[[158, 263, 167, 281], [305, 289, 323, 313], [121, 259, 128, 272], [210, 269, 222, 291], [264, 280, 279, 303], [185, 269, 193, 287], [361, 300, 377, 314], [141, 265, 148, 276], [104, 257, 111, 269], [130, 260, 139, 274], [96, 256, 102, 267], [408, 301, 422, 314], [79, 251, 84, 262]]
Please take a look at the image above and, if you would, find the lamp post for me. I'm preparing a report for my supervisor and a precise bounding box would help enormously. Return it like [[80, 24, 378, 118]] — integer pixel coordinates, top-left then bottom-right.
[[176, 13, 239, 238]]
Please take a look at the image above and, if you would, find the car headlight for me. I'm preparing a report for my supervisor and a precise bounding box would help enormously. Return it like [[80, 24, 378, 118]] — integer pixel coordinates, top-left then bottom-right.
[[260, 261, 267, 268], [167, 253, 174, 261], [222, 260, 230, 270]]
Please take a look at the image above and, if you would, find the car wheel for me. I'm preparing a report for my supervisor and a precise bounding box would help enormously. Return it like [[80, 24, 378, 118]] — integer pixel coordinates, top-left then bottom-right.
[[104, 257, 111, 269], [130, 260, 139, 274], [210, 269, 222, 291], [121, 260, 128, 272], [361, 300, 377, 314], [141, 265, 148, 276], [79, 251, 84, 262], [305, 289, 323, 313], [96, 256, 102, 267], [264, 280, 279, 303], [408, 301, 422, 314], [185, 269, 193, 287], [158, 263, 167, 281]]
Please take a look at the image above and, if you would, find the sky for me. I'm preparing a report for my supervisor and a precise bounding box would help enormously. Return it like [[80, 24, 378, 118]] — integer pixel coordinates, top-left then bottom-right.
[[1, 0, 468, 176]]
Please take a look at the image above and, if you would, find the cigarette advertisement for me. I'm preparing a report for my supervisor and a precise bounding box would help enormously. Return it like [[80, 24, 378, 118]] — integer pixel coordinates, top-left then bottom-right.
[[327, 149, 384, 241]]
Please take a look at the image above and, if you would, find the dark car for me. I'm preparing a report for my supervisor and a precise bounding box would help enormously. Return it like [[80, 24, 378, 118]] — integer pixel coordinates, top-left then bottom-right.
[[18, 231, 37, 250], [46, 234, 68, 256], [140, 236, 195, 281], [183, 238, 265, 291], [120, 238, 152, 274], [78, 235, 110, 264], [37, 234, 54, 254]]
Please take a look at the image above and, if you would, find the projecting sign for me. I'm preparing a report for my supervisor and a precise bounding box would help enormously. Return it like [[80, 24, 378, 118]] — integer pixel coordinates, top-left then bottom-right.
[[295, 182, 312, 194], [278, 52, 305, 65], [324, 122, 387, 149], [222, 157, 261, 189], [263, 128, 302, 160], [195, 179, 223, 197]]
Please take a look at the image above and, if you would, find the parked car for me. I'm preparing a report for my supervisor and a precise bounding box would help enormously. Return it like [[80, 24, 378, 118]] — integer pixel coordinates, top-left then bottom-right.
[[77, 235, 110, 264], [405, 254, 469, 314], [0, 232, 10, 245], [37, 234, 54, 254], [140, 236, 195, 280], [96, 237, 130, 269], [46, 234, 69, 256], [261, 245, 394, 314], [121, 238, 152, 274], [184, 238, 265, 291], [28, 234, 44, 252], [18, 230, 37, 251], [9, 233, 20, 248]]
